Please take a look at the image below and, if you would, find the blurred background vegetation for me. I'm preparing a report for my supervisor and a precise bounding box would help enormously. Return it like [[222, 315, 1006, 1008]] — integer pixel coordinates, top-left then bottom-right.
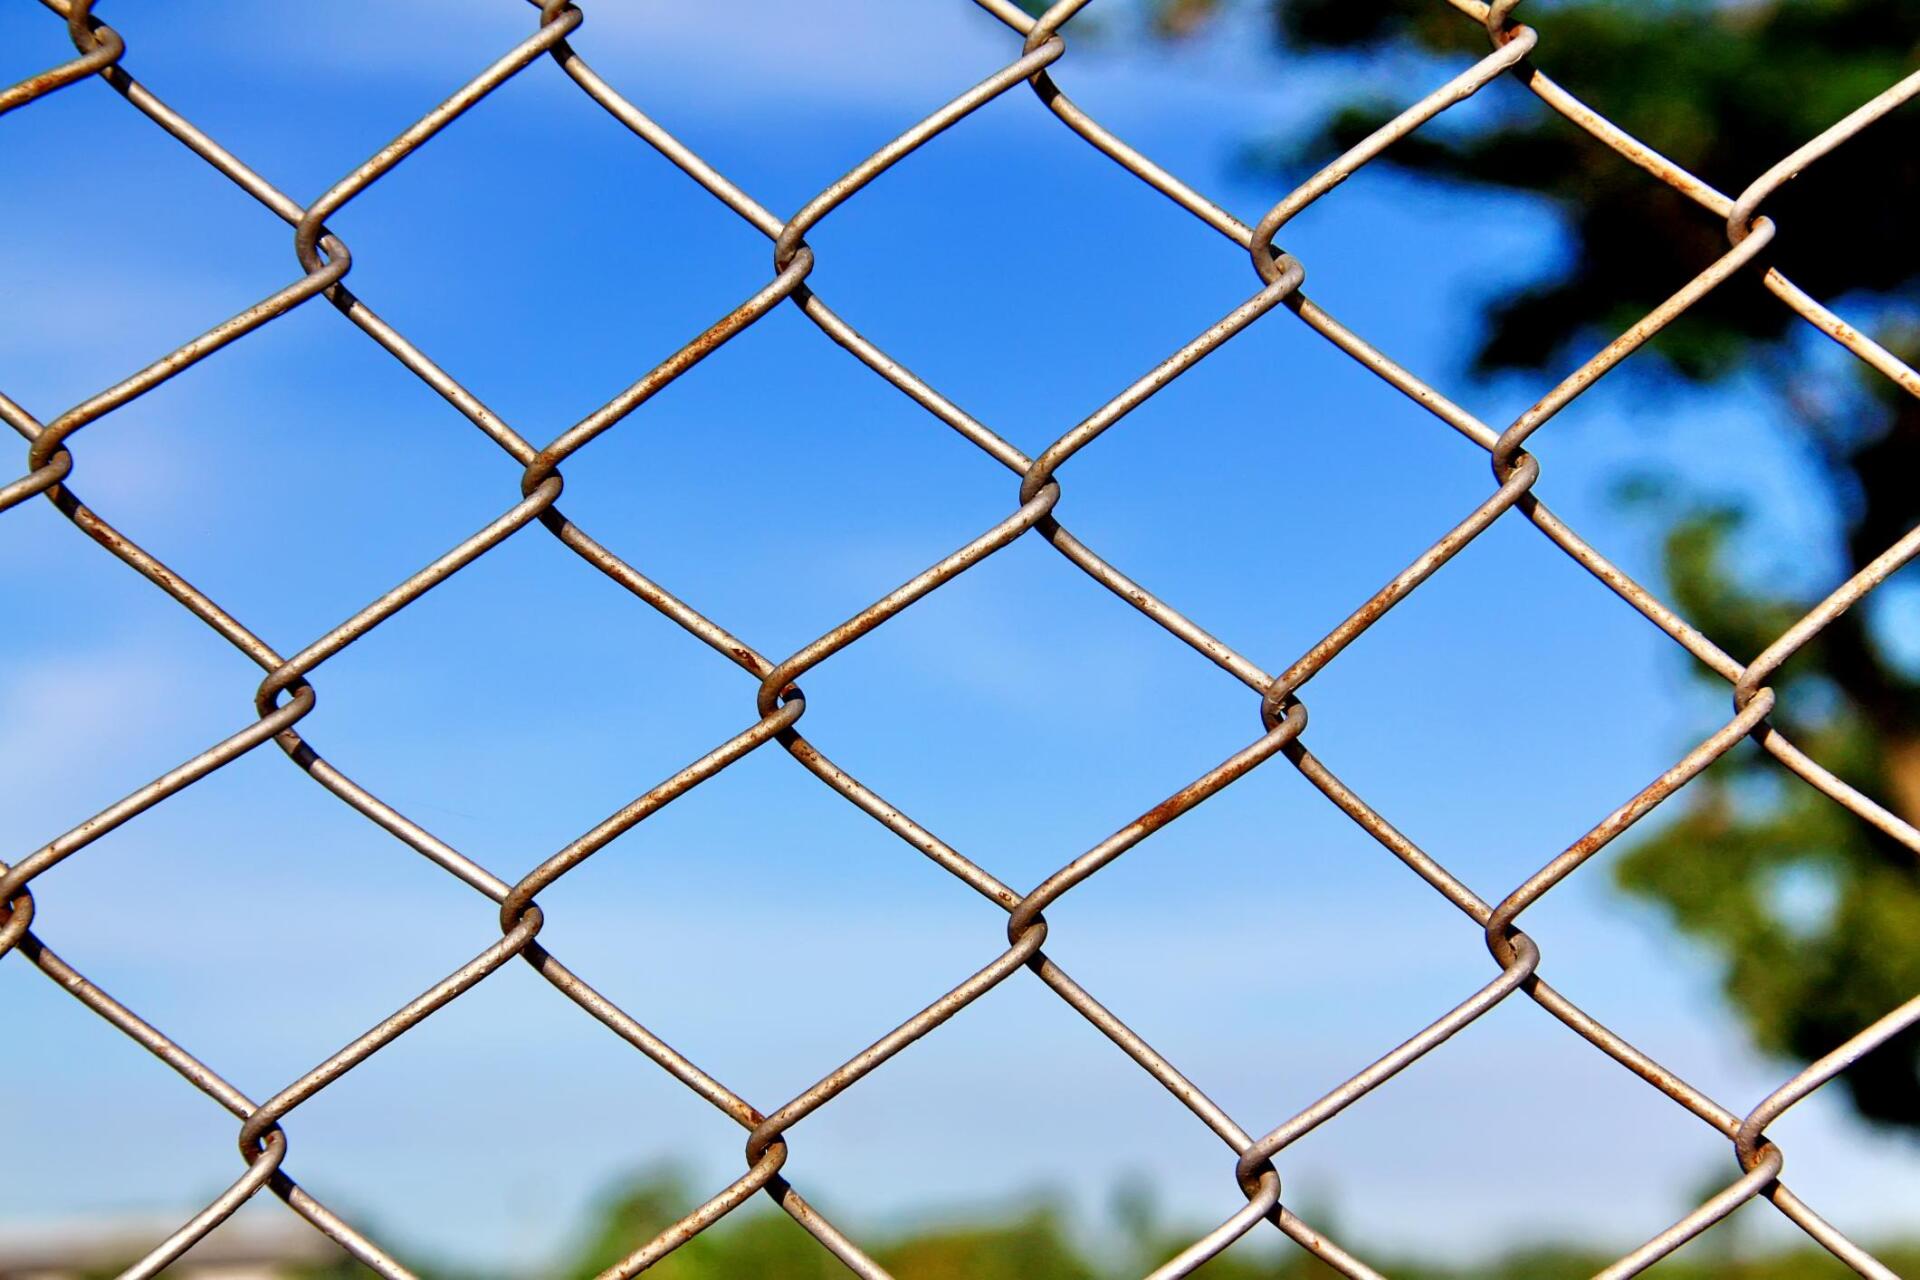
[[259, 1167, 1920, 1279]]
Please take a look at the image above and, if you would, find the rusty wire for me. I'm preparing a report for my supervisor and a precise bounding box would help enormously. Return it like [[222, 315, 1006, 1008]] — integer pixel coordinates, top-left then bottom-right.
[[4, 0, 1919, 1275]]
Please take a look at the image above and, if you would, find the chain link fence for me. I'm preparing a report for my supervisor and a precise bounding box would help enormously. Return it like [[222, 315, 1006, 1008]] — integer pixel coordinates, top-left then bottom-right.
[[3, 0, 1918, 1276]]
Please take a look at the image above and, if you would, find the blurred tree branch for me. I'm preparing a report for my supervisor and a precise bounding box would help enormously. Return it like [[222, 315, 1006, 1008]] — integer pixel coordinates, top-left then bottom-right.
[[1124, 0, 1920, 1127]]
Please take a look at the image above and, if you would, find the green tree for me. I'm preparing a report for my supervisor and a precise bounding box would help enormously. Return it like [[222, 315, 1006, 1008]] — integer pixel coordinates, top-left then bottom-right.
[[1109, 0, 1920, 1127], [515, 1169, 1920, 1276], [278, 1169, 1920, 1275]]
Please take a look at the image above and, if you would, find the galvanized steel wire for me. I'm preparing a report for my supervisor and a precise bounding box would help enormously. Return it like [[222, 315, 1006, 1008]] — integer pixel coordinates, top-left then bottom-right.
[[4, 0, 1919, 1275]]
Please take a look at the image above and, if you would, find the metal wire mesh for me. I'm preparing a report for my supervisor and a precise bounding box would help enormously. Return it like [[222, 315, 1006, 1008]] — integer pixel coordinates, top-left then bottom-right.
[[4, 1, 1918, 1276]]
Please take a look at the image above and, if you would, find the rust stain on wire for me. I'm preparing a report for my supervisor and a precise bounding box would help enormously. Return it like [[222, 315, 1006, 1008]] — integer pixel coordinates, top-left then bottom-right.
[[4, 0, 1919, 1276]]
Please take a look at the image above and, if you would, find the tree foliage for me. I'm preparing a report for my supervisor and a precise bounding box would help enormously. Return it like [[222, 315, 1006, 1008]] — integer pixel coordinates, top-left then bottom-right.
[[1129, 0, 1920, 1127], [281, 1168, 1920, 1277]]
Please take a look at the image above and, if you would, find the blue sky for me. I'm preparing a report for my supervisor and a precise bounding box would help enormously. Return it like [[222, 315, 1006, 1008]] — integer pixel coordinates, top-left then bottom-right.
[[2, 0, 1914, 1272]]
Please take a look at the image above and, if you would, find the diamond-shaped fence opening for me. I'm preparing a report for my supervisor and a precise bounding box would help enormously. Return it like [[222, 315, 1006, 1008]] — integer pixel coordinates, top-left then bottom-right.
[[4, 1, 1919, 1277]]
